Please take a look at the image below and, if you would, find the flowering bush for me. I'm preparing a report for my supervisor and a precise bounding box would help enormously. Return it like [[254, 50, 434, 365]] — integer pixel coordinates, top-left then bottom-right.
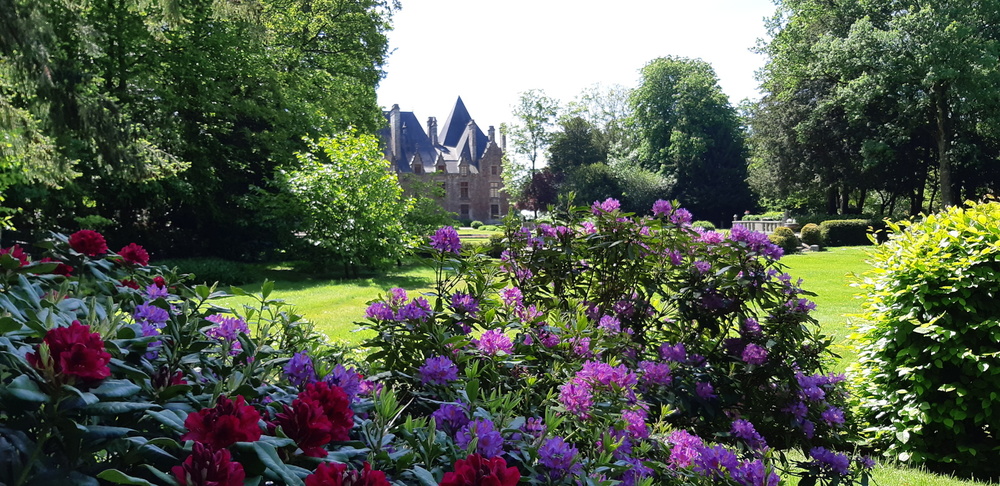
[[360, 199, 871, 485]]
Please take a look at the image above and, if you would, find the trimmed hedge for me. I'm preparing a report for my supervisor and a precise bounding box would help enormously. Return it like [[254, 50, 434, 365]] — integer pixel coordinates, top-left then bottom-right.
[[819, 219, 886, 246], [800, 223, 823, 247], [769, 226, 799, 254], [692, 220, 716, 231]]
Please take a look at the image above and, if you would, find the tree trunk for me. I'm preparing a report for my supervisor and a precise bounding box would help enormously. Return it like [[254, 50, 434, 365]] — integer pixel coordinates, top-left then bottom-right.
[[933, 82, 956, 207], [826, 186, 839, 215]]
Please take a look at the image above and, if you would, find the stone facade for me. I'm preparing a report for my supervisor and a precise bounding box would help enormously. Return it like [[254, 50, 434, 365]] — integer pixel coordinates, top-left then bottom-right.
[[381, 97, 510, 224]]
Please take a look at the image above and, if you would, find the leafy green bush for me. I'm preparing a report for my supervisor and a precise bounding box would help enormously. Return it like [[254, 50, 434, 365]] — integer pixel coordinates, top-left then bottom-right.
[[819, 219, 878, 246], [692, 220, 716, 230], [743, 211, 785, 221], [854, 201, 1000, 477], [769, 226, 799, 254], [479, 224, 501, 232], [156, 257, 259, 286], [470, 220, 484, 229], [800, 223, 823, 247]]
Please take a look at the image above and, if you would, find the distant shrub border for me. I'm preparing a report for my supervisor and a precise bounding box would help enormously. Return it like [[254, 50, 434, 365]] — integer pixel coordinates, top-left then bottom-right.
[[819, 219, 886, 247]]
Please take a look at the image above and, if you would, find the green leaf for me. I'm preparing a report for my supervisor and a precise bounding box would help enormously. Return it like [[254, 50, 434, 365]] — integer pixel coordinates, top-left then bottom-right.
[[90, 379, 142, 399], [83, 425, 133, 440], [0, 316, 21, 333], [146, 409, 187, 432], [261, 279, 274, 300], [97, 469, 156, 485], [84, 401, 155, 415], [411, 466, 438, 486], [4, 374, 49, 403], [252, 442, 305, 486]]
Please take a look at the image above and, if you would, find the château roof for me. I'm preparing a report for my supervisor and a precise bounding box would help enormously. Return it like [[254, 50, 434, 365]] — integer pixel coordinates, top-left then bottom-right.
[[382, 97, 493, 173]]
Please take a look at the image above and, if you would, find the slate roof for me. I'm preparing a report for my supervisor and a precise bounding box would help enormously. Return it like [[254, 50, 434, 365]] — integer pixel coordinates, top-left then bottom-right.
[[382, 97, 491, 173]]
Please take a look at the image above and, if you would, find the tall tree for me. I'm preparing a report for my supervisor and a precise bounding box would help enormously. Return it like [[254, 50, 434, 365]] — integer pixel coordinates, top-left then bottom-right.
[[630, 56, 753, 223], [547, 116, 606, 175], [505, 89, 558, 212]]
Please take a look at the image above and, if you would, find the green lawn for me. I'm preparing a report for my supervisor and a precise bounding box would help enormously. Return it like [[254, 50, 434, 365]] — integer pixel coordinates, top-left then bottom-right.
[[216, 247, 991, 486]]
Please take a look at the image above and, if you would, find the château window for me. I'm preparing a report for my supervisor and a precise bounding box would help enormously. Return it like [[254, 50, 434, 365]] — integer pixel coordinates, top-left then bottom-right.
[[437, 164, 446, 172], [460, 182, 470, 199], [489, 182, 500, 198], [491, 204, 500, 219], [460, 165, 469, 176], [413, 165, 423, 175], [460, 204, 470, 218], [490, 165, 499, 176]]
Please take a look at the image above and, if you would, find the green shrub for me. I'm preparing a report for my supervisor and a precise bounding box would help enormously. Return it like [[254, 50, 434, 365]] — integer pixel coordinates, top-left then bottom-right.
[[854, 201, 1000, 477], [768, 226, 799, 254], [800, 223, 823, 246], [156, 257, 259, 286], [692, 220, 716, 230], [479, 224, 500, 232], [470, 220, 484, 229], [819, 219, 881, 246]]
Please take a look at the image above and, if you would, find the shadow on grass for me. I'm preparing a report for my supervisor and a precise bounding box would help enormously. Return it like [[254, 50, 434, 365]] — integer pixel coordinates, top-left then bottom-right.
[[237, 263, 435, 293]]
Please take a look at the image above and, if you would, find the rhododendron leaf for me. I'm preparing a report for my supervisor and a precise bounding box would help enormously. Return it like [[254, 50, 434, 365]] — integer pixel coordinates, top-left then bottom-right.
[[109, 358, 149, 380], [96, 469, 155, 486], [157, 384, 191, 400], [90, 379, 141, 399], [194, 285, 212, 300], [252, 442, 305, 486], [139, 465, 179, 486], [84, 401, 155, 415], [0, 316, 19, 333], [0, 254, 22, 270], [82, 425, 133, 440], [261, 280, 274, 300], [145, 410, 186, 432], [5, 375, 49, 403], [229, 286, 249, 296], [255, 435, 296, 449], [411, 465, 438, 486], [0, 296, 25, 321]]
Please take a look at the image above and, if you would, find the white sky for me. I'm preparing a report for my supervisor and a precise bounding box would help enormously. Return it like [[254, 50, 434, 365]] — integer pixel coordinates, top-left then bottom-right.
[[376, 0, 777, 132]]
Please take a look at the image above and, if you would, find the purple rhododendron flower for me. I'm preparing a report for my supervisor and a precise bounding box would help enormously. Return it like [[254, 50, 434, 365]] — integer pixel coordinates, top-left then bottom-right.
[[695, 444, 741, 478], [145, 283, 169, 300], [742, 318, 762, 337], [733, 459, 780, 486], [810, 447, 851, 475], [540, 332, 560, 348], [783, 400, 809, 420], [397, 297, 432, 321], [731, 419, 769, 450], [639, 361, 672, 386], [667, 430, 704, 469], [500, 287, 523, 307], [591, 198, 621, 215], [324, 364, 361, 402], [622, 409, 649, 439], [284, 351, 316, 387], [660, 342, 687, 362], [652, 199, 672, 217], [696, 381, 716, 400], [432, 402, 469, 435], [571, 337, 592, 357], [786, 298, 817, 313], [538, 436, 582, 476], [671, 208, 692, 225], [693, 260, 712, 274], [558, 378, 593, 418], [204, 314, 249, 355], [822, 406, 846, 427], [135, 303, 170, 325], [598, 315, 621, 334], [455, 419, 503, 457], [450, 292, 480, 318], [365, 301, 395, 320], [742, 343, 768, 365], [580, 221, 597, 234], [388, 287, 408, 306], [578, 361, 637, 389], [518, 417, 546, 440], [729, 225, 784, 260], [429, 226, 461, 254], [419, 356, 459, 385], [620, 456, 654, 486], [477, 329, 513, 355]]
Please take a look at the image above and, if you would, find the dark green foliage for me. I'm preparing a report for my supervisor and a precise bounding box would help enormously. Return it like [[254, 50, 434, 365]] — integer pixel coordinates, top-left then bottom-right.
[[156, 258, 259, 286], [799, 223, 823, 247], [470, 220, 484, 229], [855, 201, 1000, 477], [547, 116, 606, 174], [562, 163, 673, 215], [769, 227, 799, 254], [819, 220, 879, 247]]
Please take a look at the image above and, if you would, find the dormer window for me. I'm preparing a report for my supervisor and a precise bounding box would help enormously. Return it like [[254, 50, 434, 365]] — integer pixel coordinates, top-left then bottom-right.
[[413, 164, 424, 175], [437, 163, 446, 173], [460, 165, 469, 176]]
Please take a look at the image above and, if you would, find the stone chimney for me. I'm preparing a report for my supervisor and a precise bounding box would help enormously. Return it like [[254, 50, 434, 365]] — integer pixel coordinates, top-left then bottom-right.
[[488, 125, 495, 144], [389, 104, 402, 161], [467, 119, 477, 161], [428, 116, 438, 145]]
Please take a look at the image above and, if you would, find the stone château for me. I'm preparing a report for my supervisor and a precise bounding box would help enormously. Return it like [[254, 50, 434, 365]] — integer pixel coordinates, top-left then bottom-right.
[[381, 97, 509, 224]]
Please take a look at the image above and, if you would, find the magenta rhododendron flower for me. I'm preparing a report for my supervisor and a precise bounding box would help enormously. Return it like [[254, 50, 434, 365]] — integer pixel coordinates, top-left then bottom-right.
[[304, 461, 391, 486], [652, 199, 672, 217], [419, 355, 459, 385], [440, 454, 520, 486], [117, 243, 150, 266], [181, 395, 262, 450], [27, 321, 111, 385], [299, 381, 354, 441], [172, 442, 245, 486], [1, 244, 30, 266], [430, 226, 461, 254], [68, 230, 108, 256], [476, 329, 513, 355]]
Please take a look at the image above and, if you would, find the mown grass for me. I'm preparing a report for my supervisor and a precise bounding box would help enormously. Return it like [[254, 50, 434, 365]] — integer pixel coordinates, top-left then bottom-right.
[[210, 245, 991, 486]]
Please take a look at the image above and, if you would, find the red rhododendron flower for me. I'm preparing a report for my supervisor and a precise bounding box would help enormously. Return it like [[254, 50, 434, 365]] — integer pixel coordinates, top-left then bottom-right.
[[40, 257, 73, 277], [153, 276, 166, 288], [181, 395, 262, 450], [440, 454, 521, 486], [299, 381, 354, 441], [0, 244, 29, 266], [26, 321, 111, 385], [172, 442, 245, 486], [119, 279, 141, 290], [274, 398, 334, 457], [304, 462, 390, 486], [68, 230, 108, 256], [117, 243, 149, 266]]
